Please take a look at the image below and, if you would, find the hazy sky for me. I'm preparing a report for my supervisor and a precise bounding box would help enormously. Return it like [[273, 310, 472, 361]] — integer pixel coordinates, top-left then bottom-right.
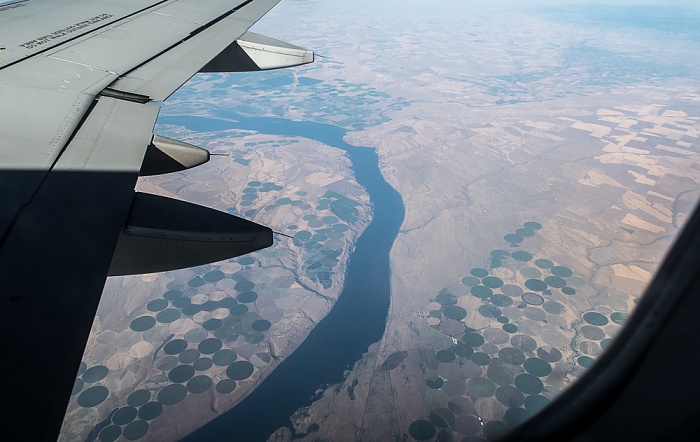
[[483, 0, 698, 5], [415, 0, 700, 10]]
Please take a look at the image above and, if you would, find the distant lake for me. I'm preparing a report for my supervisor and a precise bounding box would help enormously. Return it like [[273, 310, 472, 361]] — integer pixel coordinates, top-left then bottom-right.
[[159, 113, 405, 441]]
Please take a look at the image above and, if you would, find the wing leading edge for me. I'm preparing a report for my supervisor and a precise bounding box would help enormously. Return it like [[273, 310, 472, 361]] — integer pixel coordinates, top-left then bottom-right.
[[0, 0, 312, 439]]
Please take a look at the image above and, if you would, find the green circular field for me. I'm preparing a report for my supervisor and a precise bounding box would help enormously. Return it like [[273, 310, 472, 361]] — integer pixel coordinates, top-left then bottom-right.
[[198, 338, 223, 354], [252, 319, 272, 331], [408, 420, 436, 441], [583, 312, 609, 326], [179, 349, 200, 364], [204, 270, 225, 282], [187, 375, 213, 394], [468, 377, 496, 397], [452, 343, 474, 358], [112, 406, 137, 425], [138, 401, 163, 421], [522, 292, 544, 306], [525, 394, 551, 413], [230, 304, 249, 315], [482, 276, 504, 288], [487, 365, 515, 386], [156, 308, 180, 323], [525, 279, 547, 292], [203, 318, 222, 331], [491, 294, 513, 307], [611, 312, 628, 325], [130, 316, 156, 332], [470, 268, 489, 278], [437, 349, 456, 363], [503, 323, 518, 333], [168, 365, 195, 383], [470, 285, 493, 299], [147, 299, 168, 312], [511, 251, 532, 261], [188, 277, 205, 288], [127, 390, 150, 407], [237, 291, 258, 303], [122, 420, 149, 441], [479, 304, 501, 319], [235, 280, 255, 292], [294, 230, 312, 240], [544, 276, 566, 288], [461, 276, 480, 286], [523, 358, 552, 377], [514, 373, 543, 394], [551, 266, 573, 277], [216, 379, 237, 394], [463, 333, 485, 347], [502, 284, 523, 297], [436, 291, 458, 305], [516, 228, 536, 238], [504, 407, 532, 426], [443, 305, 467, 320], [426, 378, 443, 389], [535, 259, 553, 269], [164, 339, 188, 355], [193, 358, 213, 371], [213, 349, 237, 366], [499, 347, 525, 365], [83, 365, 108, 383], [227, 361, 255, 380], [562, 286, 576, 295], [78, 386, 109, 407], [158, 384, 187, 405], [470, 352, 491, 366], [163, 289, 182, 300], [98, 425, 121, 442], [504, 234, 524, 243], [496, 385, 524, 408], [578, 356, 595, 368]]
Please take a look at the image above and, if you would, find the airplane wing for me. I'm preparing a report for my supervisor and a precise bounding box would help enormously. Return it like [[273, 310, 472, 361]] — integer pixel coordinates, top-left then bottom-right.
[[0, 0, 312, 439]]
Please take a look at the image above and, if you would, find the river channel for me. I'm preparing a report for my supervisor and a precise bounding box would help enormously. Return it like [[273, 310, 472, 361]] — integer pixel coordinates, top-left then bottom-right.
[[158, 113, 405, 441]]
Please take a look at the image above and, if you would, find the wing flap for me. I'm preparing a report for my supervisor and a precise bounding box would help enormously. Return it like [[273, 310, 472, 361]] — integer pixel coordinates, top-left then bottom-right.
[[1, 96, 159, 438], [53, 97, 159, 172], [0, 85, 100, 239]]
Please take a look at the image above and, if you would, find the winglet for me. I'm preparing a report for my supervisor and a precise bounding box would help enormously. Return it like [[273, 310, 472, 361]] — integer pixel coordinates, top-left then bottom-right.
[[200, 31, 314, 73]]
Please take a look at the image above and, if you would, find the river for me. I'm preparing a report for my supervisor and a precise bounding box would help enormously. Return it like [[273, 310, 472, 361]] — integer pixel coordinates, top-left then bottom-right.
[[158, 113, 404, 441]]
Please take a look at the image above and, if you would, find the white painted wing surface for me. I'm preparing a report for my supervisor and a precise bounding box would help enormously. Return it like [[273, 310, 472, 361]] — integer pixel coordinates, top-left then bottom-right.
[[0, 0, 307, 439]]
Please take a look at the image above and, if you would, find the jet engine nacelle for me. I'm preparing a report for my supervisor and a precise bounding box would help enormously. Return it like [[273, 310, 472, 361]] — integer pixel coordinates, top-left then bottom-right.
[[139, 135, 210, 176], [108, 193, 272, 276]]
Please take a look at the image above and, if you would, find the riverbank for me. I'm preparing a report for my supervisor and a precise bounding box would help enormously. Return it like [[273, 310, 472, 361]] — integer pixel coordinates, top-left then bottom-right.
[[158, 114, 405, 441]]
